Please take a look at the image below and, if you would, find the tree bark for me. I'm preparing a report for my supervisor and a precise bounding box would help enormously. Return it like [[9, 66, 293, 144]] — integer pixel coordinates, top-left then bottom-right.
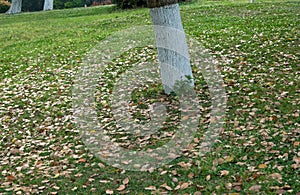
[[6, 0, 22, 14], [148, 1, 194, 94], [43, 0, 53, 11]]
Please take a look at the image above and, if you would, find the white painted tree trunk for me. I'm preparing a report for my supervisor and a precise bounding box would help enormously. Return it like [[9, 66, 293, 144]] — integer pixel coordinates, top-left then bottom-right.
[[6, 0, 22, 14], [43, 0, 53, 11], [250, 0, 254, 3], [150, 4, 194, 94]]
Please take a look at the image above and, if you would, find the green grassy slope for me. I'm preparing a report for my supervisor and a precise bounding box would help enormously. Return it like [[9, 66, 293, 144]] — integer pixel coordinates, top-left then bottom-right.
[[0, 1, 299, 194]]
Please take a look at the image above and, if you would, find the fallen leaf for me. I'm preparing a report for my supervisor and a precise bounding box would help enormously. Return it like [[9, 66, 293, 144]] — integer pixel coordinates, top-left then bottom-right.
[[106, 189, 114, 194], [116, 185, 126, 191], [77, 158, 86, 163], [258, 164, 267, 169], [206, 175, 211, 181], [225, 155, 234, 162], [123, 177, 129, 185], [7, 175, 16, 182], [160, 183, 172, 191], [98, 163, 105, 168], [249, 185, 261, 192], [188, 172, 194, 178], [11, 149, 20, 155], [180, 182, 189, 190], [269, 173, 282, 181], [220, 170, 229, 176], [145, 186, 156, 190]]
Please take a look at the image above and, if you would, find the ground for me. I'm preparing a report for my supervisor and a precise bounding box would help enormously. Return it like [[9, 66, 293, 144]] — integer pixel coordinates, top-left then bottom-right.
[[0, 0, 299, 194]]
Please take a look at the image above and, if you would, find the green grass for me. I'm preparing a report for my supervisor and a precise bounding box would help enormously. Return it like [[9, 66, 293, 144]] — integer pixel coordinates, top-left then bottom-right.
[[0, 1, 299, 194]]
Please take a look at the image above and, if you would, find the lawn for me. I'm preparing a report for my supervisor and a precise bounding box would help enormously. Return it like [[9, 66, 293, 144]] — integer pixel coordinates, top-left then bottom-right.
[[0, 0, 299, 194]]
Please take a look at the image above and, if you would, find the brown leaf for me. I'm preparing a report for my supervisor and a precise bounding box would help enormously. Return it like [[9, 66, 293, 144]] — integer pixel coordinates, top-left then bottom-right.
[[122, 177, 129, 185], [116, 185, 126, 191], [77, 158, 86, 163], [160, 183, 172, 191], [249, 185, 261, 192], [258, 163, 267, 169], [234, 186, 241, 191], [269, 173, 282, 181], [7, 175, 16, 182], [180, 182, 189, 190], [11, 149, 20, 155], [188, 172, 194, 178], [293, 156, 300, 164], [220, 170, 229, 176], [177, 161, 191, 169]]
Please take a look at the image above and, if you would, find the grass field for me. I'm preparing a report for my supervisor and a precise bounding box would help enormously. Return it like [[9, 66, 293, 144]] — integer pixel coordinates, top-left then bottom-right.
[[0, 0, 299, 194]]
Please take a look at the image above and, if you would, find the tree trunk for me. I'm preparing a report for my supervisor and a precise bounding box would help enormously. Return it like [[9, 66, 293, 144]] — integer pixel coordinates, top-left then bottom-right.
[[148, 1, 194, 94], [6, 0, 22, 14], [43, 0, 53, 11]]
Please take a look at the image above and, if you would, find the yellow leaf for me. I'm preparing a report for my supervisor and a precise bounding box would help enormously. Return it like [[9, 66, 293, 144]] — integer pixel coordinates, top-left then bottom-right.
[[258, 164, 267, 169], [225, 155, 234, 162]]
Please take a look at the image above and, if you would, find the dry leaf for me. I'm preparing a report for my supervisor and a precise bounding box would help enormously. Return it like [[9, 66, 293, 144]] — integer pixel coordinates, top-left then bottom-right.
[[206, 175, 211, 181], [123, 177, 129, 185], [7, 175, 16, 182], [116, 185, 126, 191], [180, 182, 189, 190], [220, 170, 229, 176], [98, 163, 105, 168], [225, 155, 234, 162], [145, 186, 156, 190], [106, 189, 114, 194], [188, 172, 194, 178], [249, 185, 261, 192], [161, 183, 172, 191], [77, 158, 86, 163], [269, 173, 282, 181], [258, 164, 267, 169]]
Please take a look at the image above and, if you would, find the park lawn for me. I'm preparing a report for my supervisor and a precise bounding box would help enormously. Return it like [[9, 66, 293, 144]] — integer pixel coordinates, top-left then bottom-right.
[[0, 0, 299, 194]]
